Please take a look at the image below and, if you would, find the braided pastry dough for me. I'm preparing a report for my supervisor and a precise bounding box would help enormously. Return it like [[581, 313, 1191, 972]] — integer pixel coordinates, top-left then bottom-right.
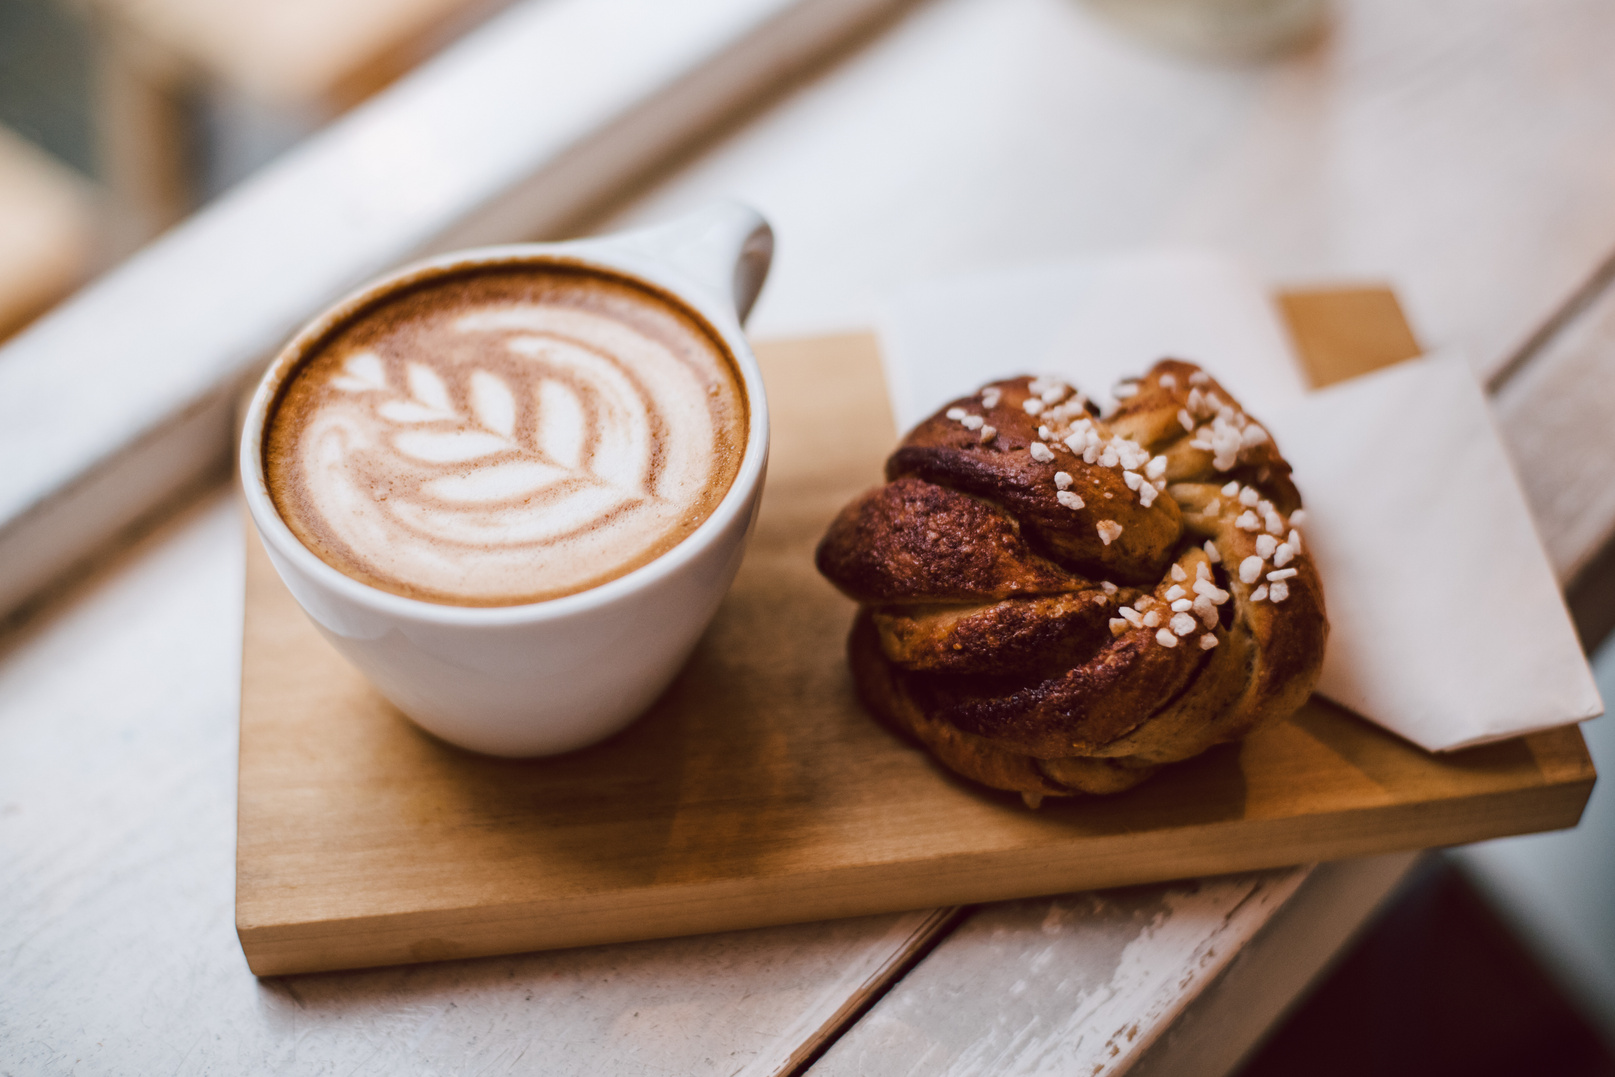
[[816, 361, 1327, 806]]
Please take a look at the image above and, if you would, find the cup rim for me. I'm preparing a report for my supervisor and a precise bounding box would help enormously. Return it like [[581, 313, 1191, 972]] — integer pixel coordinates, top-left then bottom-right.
[[239, 240, 771, 627]]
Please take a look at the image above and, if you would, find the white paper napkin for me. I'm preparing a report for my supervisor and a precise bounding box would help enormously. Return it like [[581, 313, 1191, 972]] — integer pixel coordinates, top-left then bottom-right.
[[877, 251, 1603, 752]]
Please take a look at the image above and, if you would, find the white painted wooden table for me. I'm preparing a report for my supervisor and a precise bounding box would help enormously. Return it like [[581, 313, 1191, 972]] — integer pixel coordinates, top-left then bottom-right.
[[5, 0, 1614, 1073]]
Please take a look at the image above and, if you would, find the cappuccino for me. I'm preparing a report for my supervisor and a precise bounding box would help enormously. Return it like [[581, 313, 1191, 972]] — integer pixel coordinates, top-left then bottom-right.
[[264, 264, 748, 606]]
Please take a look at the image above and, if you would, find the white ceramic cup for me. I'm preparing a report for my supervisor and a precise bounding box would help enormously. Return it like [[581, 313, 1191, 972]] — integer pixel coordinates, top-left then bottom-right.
[[240, 202, 773, 756]]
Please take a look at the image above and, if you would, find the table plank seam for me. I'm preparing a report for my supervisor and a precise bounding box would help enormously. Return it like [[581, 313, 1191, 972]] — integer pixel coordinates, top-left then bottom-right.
[[1487, 242, 1615, 396]]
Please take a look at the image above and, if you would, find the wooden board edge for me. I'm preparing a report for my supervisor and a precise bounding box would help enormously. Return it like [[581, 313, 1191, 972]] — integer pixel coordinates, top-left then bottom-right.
[[235, 770, 1592, 976], [1520, 721, 1598, 786]]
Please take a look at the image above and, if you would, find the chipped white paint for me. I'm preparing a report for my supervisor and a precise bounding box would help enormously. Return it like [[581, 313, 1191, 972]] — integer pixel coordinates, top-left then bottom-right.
[[1126, 853, 1421, 1077], [809, 870, 1309, 1076]]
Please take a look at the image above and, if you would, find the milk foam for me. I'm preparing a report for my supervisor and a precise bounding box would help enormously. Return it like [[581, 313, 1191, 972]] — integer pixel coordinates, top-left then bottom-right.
[[267, 271, 745, 605]]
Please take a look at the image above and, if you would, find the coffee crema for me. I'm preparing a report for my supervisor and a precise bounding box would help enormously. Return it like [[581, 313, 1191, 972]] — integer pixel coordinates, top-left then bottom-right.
[[264, 265, 748, 606]]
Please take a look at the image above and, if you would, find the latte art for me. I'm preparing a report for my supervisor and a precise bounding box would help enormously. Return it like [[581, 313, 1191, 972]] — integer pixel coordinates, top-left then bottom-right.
[[265, 268, 747, 605]]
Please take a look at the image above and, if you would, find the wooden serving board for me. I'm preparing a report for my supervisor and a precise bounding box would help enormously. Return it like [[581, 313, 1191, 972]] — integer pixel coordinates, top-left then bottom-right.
[[237, 310, 1596, 977]]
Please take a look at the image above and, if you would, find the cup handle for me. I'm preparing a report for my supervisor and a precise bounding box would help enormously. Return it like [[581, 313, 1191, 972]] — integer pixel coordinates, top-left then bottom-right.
[[597, 202, 774, 325]]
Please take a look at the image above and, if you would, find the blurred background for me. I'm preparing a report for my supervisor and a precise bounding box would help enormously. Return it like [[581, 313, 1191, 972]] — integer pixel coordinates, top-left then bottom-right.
[[1, 0, 1611, 1072]]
